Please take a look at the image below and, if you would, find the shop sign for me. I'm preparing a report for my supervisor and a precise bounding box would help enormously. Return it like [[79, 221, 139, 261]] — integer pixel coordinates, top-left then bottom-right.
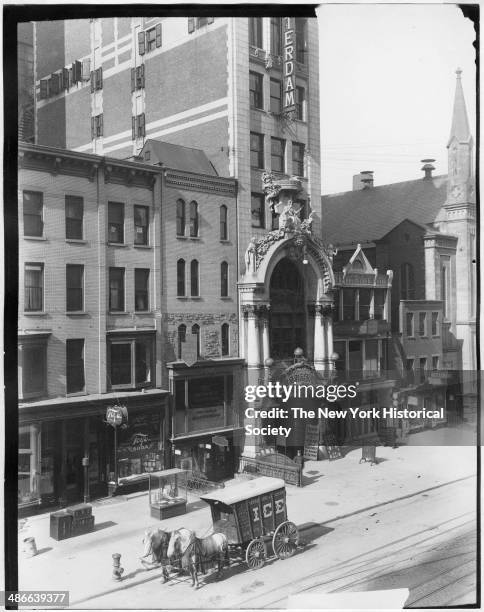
[[106, 405, 127, 427], [407, 396, 419, 406], [283, 17, 296, 113]]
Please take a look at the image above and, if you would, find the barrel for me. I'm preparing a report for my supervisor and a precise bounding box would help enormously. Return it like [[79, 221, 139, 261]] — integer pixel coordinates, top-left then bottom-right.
[[23, 537, 38, 558]]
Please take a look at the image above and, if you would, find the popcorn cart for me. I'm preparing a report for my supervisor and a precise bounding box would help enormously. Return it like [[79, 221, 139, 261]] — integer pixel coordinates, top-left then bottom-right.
[[148, 468, 188, 519]]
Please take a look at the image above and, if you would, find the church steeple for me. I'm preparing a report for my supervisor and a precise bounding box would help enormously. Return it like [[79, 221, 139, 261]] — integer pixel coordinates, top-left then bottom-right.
[[446, 69, 474, 205], [448, 68, 472, 146]]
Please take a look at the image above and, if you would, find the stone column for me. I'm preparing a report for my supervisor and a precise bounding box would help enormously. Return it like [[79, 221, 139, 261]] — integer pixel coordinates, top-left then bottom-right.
[[312, 304, 326, 371], [325, 306, 335, 370], [260, 305, 271, 364], [245, 305, 261, 368]]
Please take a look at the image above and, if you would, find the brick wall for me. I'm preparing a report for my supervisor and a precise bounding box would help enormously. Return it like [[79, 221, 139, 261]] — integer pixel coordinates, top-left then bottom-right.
[[65, 87, 91, 150], [102, 70, 132, 139], [37, 98, 66, 148]]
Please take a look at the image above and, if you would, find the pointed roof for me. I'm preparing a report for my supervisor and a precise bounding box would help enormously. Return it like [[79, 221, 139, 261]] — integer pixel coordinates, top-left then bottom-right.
[[447, 68, 472, 146]]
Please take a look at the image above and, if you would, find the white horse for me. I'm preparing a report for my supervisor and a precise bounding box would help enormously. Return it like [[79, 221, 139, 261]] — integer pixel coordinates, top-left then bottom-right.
[[167, 528, 229, 588], [140, 528, 171, 582]]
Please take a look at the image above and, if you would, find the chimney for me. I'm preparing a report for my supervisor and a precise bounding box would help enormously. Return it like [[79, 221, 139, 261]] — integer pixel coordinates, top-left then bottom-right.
[[421, 158, 435, 180], [352, 170, 374, 190]]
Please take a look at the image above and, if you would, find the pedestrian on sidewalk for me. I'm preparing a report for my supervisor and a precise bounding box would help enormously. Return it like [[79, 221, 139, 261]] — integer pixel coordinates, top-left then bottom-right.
[[295, 449, 305, 471]]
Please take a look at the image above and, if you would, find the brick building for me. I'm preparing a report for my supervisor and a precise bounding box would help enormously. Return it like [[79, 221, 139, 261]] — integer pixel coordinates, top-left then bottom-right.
[[17, 140, 240, 512]]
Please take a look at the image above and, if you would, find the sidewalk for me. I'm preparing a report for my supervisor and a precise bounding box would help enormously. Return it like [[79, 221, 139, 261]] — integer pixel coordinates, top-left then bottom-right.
[[17, 443, 477, 608]]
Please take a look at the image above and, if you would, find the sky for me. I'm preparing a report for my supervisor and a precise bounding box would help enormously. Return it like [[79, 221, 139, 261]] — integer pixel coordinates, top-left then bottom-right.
[[317, 4, 477, 194]]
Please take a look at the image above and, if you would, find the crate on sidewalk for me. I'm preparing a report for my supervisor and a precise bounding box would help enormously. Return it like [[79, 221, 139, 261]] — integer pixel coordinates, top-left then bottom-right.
[[72, 515, 95, 535], [50, 511, 73, 541], [66, 504, 92, 519]]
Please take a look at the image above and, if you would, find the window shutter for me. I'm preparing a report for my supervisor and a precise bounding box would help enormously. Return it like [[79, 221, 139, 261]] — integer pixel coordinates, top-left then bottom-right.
[[90, 71, 95, 92], [138, 30, 145, 55], [140, 113, 145, 137], [91, 117, 95, 139], [71, 62, 77, 83], [40, 79, 48, 99], [82, 58, 91, 81], [99, 114, 103, 136], [207, 17, 214, 24], [131, 67, 135, 92], [132, 116, 136, 140], [51, 73, 60, 95], [139, 63, 145, 88], [63, 67, 70, 90], [97, 67, 103, 89], [155, 23, 162, 47], [188, 17, 195, 33]]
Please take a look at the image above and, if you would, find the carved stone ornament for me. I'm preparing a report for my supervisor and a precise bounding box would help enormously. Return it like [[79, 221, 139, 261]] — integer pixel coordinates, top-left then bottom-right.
[[261, 171, 281, 204]]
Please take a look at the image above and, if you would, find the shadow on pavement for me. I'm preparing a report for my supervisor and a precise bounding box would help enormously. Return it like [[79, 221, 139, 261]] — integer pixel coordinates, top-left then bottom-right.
[[94, 521, 117, 531]]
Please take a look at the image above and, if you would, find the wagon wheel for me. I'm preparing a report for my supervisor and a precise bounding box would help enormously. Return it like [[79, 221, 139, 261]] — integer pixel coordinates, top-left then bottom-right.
[[272, 521, 299, 559], [245, 538, 267, 570]]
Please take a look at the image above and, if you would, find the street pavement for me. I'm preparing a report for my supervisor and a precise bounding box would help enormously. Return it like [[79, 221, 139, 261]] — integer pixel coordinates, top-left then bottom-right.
[[18, 442, 478, 609]]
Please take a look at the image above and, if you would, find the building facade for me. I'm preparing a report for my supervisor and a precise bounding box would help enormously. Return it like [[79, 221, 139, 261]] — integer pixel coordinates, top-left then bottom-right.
[[17, 140, 240, 512]]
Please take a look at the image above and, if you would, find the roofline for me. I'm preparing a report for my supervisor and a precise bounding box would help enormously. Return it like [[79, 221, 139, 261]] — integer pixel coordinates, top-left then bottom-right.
[[321, 174, 448, 199]]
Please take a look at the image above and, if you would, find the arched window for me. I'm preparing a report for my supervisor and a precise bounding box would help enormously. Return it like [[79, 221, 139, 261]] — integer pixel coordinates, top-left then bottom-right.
[[190, 259, 199, 296], [191, 324, 200, 358], [189, 201, 198, 237], [177, 324, 186, 359], [220, 205, 228, 240], [176, 199, 185, 236], [400, 262, 415, 300], [221, 323, 229, 356], [220, 261, 228, 297], [177, 259, 185, 296]]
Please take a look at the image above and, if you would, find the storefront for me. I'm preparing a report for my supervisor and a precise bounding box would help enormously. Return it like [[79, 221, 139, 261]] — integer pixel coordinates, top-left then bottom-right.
[[18, 389, 169, 515], [168, 359, 245, 482]]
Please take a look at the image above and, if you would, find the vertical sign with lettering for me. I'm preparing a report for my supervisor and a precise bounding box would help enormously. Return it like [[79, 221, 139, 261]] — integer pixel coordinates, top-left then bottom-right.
[[283, 17, 296, 113]]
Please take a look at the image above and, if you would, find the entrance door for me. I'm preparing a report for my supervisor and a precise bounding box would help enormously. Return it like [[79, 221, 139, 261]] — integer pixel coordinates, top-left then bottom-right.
[[64, 419, 84, 503]]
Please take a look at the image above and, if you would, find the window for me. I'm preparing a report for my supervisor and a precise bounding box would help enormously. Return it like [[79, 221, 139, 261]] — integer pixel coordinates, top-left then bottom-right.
[[22, 344, 46, 397], [249, 17, 263, 48], [66, 339, 85, 394], [66, 264, 84, 311], [251, 193, 265, 228], [406, 312, 414, 336], [295, 18, 307, 64], [134, 205, 149, 245], [220, 205, 228, 240], [221, 323, 229, 356], [188, 17, 214, 33], [176, 199, 186, 236], [24, 263, 43, 311], [270, 78, 281, 114], [342, 288, 356, 321], [109, 267, 125, 311], [334, 340, 347, 372], [419, 357, 427, 382], [65, 195, 83, 239], [271, 137, 285, 173], [432, 355, 439, 370], [139, 23, 162, 54], [374, 289, 385, 320], [441, 263, 450, 318], [250, 132, 264, 169], [358, 288, 371, 321], [270, 17, 282, 55], [132, 113, 145, 139], [189, 201, 199, 237], [108, 202, 124, 243], [295, 86, 306, 121], [348, 340, 363, 373], [177, 259, 186, 296], [271, 208, 279, 230], [418, 312, 427, 336], [364, 339, 379, 376], [191, 324, 201, 358], [23, 191, 43, 237], [431, 312, 439, 336], [190, 260, 199, 297], [220, 261, 229, 297], [249, 71, 263, 109], [400, 262, 415, 300], [109, 336, 153, 388], [135, 268, 149, 311], [131, 65, 145, 90], [292, 142, 305, 176], [90, 67, 103, 92], [177, 324, 186, 359], [91, 113, 103, 138]]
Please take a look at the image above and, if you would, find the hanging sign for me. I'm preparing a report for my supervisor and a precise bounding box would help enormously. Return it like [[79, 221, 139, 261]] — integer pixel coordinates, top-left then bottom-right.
[[283, 17, 296, 113], [106, 405, 128, 427]]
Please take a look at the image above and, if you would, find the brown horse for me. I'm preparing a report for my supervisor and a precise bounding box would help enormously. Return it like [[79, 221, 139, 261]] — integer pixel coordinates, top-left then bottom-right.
[[140, 528, 171, 582], [167, 528, 229, 588]]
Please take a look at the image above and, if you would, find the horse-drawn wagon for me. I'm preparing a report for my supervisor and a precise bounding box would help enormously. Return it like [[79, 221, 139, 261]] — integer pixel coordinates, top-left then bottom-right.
[[200, 476, 299, 569]]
